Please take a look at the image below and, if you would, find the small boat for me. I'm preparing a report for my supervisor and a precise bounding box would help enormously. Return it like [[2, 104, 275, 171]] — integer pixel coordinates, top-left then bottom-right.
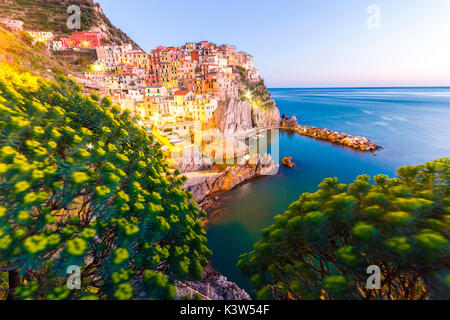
[[253, 134, 266, 139]]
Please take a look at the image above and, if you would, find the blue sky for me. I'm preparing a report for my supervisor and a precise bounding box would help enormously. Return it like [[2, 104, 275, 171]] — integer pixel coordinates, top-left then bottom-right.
[[97, 0, 450, 88]]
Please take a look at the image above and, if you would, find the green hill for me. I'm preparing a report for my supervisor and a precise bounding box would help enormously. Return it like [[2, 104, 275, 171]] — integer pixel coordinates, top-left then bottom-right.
[[0, 0, 140, 48]]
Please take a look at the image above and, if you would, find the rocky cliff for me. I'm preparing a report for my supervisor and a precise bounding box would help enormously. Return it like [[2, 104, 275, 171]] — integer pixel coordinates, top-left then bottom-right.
[[184, 154, 279, 205], [177, 265, 251, 300], [212, 97, 254, 136], [210, 67, 281, 137]]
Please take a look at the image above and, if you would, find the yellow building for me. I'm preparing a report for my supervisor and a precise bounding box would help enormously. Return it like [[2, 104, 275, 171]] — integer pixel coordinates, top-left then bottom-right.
[[189, 96, 218, 122], [160, 61, 179, 89], [143, 96, 171, 118]]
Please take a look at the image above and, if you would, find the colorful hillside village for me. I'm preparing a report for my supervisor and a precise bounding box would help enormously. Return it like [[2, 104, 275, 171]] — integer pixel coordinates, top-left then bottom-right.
[[0, 19, 259, 156]]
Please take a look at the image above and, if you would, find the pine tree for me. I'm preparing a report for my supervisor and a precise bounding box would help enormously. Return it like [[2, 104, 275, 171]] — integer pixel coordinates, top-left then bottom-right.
[[238, 159, 449, 300], [0, 64, 211, 300]]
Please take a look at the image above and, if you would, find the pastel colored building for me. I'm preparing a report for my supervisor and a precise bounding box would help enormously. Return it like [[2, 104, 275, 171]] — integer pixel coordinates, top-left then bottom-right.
[[0, 18, 23, 31], [145, 85, 169, 97], [27, 31, 54, 44], [61, 31, 103, 49], [143, 95, 171, 117]]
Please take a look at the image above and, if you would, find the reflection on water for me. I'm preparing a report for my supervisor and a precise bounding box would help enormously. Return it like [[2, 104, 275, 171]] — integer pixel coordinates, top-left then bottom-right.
[[206, 87, 450, 295]]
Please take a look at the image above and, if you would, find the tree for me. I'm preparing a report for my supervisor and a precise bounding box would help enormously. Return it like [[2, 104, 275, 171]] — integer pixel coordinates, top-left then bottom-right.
[[0, 63, 211, 300], [238, 159, 450, 300]]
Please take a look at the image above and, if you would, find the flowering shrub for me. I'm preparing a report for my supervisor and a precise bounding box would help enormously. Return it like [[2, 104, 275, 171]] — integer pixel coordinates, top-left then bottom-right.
[[238, 158, 450, 299], [0, 64, 210, 300]]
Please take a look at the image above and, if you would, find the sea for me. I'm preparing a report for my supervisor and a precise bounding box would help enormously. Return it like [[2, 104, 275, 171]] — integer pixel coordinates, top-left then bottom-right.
[[206, 87, 450, 295]]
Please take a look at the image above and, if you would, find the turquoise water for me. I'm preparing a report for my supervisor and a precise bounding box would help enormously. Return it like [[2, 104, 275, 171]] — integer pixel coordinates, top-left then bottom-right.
[[206, 87, 450, 295]]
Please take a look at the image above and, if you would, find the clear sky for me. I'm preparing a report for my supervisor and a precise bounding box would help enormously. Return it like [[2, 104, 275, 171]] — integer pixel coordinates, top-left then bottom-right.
[[97, 0, 450, 88]]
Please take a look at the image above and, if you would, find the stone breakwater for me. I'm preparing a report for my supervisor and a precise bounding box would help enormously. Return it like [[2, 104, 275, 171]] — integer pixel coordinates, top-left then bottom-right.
[[283, 123, 382, 153]]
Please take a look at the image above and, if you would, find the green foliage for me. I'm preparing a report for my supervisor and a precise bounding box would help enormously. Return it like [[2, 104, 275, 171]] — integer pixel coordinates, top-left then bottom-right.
[[237, 66, 275, 110], [1, 0, 138, 48], [0, 64, 210, 300], [238, 159, 450, 300]]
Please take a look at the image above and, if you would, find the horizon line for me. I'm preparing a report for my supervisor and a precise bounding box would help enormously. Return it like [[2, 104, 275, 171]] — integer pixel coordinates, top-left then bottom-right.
[[268, 85, 450, 90]]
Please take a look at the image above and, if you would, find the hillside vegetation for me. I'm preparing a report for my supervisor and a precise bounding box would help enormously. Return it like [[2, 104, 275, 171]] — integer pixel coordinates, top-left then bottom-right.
[[0, 63, 210, 300], [238, 159, 450, 300], [0, 0, 140, 48], [0, 27, 97, 77]]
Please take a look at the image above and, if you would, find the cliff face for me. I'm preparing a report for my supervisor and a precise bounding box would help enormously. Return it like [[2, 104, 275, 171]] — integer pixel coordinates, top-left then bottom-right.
[[177, 265, 251, 300], [211, 70, 281, 137], [213, 98, 254, 136], [253, 104, 281, 129], [184, 154, 279, 204]]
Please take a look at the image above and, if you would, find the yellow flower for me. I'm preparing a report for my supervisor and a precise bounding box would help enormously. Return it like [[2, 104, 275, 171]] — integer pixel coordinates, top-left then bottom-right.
[[78, 149, 91, 159], [102, 127, 111, 134], [51, 128, 61, 139], [114, 283, 133, 300], [116, 191, 129, 203], [26, 140, 41, 149], [107, 144, 117, 152], [17, 210, 30, 221], [124, 224, 139, 236], [0, 235, 12, 250], [23, 193, 37, 205], [0, 163, 9, 174], [14, 228, 26, 238], [31, 101, 47, 114], [31, 170, 45, 180], [113, 248, 129, 264], [95, 185, 111, 197], [81, 228, 96, 239], [41, 168, 56, 179], [0, 206, 7, 218], [34, 147, 47, 157], [47, 234, 61, 246], [66, 238, 87, 256], [10, 116, 30, 128], [47, 141, 57, 150], [96, 147, 106, 157], [81, 128, 93, 136], [112, 269, 130, 284], [73, 135, 82, 144], [24, 235, 48, 254], [72, 172, 89, 184], [0, 146, 16, 159], [116, 154, 129, 163], [33, 126, 45, 136], [14, 181, 30, 194]]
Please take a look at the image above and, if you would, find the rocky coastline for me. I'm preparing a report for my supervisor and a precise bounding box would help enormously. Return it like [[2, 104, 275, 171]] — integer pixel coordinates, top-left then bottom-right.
[[179, 155, 279, 300], [281, 115, 382, 153], [176, 264, 251, 300], [184, 154, 279, 210], [176, 65, 282, 301]]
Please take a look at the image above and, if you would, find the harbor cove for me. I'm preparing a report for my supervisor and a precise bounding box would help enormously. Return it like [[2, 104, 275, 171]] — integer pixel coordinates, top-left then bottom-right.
[[206, 87, 450, 295], [1, 0, 449, 304]]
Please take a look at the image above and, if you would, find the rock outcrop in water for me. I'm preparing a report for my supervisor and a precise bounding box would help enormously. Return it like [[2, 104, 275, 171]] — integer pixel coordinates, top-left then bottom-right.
[[282, 157, 295, 168], [281, 114, 299, 129]]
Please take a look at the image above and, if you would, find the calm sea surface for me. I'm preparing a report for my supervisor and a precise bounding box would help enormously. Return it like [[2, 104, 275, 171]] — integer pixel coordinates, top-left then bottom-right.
[[206, 87, 450, 295]]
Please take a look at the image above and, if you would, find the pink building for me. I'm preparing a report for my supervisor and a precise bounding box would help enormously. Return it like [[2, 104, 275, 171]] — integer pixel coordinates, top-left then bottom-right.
[[61, 31, 103, 49]]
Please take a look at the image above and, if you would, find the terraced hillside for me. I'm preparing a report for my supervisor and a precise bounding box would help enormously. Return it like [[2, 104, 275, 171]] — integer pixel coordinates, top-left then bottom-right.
[[0, 0, 140, 48]]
